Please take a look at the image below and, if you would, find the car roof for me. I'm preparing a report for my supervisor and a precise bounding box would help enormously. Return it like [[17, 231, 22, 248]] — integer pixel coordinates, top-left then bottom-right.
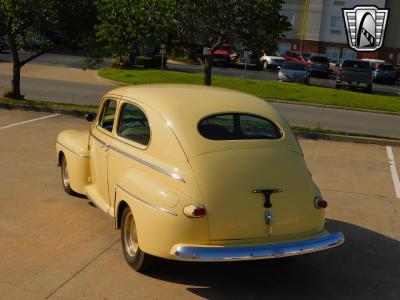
[[105, 84, 297, 157]]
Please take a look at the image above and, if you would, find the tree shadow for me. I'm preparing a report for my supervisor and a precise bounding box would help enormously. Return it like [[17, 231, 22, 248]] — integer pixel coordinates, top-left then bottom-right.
[[146, 219, 400, 300]]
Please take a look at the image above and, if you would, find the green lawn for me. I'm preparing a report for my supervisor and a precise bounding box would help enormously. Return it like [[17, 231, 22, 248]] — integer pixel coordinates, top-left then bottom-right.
[[99, 68, 400, 113]]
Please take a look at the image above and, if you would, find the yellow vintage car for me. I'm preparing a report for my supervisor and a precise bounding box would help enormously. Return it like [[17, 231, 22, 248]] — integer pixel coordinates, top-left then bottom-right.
[[56, 84, 344, 271]]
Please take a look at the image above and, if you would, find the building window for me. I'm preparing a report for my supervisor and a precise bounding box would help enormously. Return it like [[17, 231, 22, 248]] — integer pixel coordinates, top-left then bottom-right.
[[330, 16, 343, 29], [326, 47, 340, 60], [281, 11, 295, 25], [343, 48, 356, 60], [278, 42, 291, 55]]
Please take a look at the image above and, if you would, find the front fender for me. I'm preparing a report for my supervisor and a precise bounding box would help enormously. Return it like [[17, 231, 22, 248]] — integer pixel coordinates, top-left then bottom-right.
[[56, 129, 90, 194]]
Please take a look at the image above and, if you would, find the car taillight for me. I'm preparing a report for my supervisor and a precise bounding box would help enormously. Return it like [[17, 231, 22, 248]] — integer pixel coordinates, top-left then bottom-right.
[[314, 196, 328, 209], [183, 205, 207, 218]]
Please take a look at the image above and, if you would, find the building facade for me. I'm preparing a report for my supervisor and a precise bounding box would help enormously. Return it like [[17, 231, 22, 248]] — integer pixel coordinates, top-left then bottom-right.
[[278, 0, 399, 64]]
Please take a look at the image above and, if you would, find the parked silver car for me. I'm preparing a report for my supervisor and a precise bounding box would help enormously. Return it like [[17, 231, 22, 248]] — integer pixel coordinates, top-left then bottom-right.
[[279, 62, 310, 84]]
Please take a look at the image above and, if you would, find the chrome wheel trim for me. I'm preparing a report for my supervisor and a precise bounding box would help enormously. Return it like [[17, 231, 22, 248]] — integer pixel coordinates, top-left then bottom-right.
[[123, 211, 139, 257], [62, 159, 70, 188]]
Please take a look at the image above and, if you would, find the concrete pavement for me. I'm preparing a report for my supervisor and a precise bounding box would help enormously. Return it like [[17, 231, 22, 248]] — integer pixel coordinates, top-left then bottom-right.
[[0, 109, 399, 299], [1, 52, 400, 138]]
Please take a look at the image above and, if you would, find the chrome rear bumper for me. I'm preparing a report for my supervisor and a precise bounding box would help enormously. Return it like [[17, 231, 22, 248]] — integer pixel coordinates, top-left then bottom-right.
[[172, 232, 344, 262]]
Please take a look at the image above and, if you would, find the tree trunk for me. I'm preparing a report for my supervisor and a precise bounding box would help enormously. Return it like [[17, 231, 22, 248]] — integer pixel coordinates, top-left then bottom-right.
[[12, 63, 22, 98], [6, 30, 23, 99], [204, 55, 213, 86]]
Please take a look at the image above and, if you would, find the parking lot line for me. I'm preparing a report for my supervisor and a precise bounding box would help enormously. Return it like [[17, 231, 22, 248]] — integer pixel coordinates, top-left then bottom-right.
[[0, 114, 60, 130], [386, 146, 400, 199]]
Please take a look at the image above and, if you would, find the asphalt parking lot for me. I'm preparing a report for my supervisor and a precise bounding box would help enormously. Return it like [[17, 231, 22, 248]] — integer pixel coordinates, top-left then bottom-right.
[[0, 109, 399, 300]]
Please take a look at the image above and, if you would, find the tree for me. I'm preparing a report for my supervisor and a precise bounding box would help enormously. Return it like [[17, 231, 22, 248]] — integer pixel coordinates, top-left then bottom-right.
[[172, 0, 291, 85], [91, 0, 173, 68], [0, 0, 95, 99]]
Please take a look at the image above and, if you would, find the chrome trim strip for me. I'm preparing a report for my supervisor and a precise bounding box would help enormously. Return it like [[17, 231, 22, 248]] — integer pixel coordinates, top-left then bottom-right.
[[90, 132, 185, 183], [57, 141, 89, 158], [110, 145, 185, 183], [172, 232, 344, 262], [117, 185, 177, 216]]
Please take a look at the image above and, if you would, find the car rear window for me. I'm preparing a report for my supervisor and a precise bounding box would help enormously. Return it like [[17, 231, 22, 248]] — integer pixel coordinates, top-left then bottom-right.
[[342, 60, 370, 69], [310, 56, 328, 63], [282, 62, 306, 71], [198, 113, 282, 140]]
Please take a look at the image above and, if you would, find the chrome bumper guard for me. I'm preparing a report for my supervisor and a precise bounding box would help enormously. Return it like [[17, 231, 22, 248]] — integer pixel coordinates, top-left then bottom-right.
[[172, 232, 344, 262]]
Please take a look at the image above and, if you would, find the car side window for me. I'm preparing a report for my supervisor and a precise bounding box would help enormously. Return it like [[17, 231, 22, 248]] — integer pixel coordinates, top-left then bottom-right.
[[99, 99, 117, 132], [117, 103, 150, 146]]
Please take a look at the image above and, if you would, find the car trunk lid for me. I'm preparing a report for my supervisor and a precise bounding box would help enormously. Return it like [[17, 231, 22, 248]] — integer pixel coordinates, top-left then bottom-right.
[[190, 148, 324, 241]]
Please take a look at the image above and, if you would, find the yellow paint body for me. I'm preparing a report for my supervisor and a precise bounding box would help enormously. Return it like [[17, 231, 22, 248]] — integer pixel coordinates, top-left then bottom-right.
[[56, 84, 326, 260]]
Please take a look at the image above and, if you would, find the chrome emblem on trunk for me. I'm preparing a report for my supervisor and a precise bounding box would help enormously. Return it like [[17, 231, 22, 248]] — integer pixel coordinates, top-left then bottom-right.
[[253, 188, 283, 208]]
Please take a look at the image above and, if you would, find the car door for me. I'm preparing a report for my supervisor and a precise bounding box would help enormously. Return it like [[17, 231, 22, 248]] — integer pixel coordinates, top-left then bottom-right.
[[88, 97, 119, 213]]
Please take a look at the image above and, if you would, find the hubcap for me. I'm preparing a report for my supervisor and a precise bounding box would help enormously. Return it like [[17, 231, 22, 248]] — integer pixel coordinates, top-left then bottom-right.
[[62, 160, 70, 187], [123, 211, 139, 257]]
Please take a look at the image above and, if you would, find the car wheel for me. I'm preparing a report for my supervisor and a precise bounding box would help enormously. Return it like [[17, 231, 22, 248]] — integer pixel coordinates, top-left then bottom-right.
[[61, 155, 75, 195], [335, 83, 341, 89], [121, 206, 156, 272], [262, 60, 268, 71], [365, 85, 372, 93]]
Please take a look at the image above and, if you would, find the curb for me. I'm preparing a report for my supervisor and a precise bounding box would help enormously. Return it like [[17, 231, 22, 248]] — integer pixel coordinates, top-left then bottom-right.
[[95, 68, 129, 86], [1, 102, 399, 147], [294, 131, 400, 147], [0, 102, 96, 117], [266, 99, 400, 117]]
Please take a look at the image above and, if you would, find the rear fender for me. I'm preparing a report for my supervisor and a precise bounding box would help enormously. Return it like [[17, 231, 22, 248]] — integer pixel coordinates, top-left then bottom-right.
[[114, 168, 209, 259]]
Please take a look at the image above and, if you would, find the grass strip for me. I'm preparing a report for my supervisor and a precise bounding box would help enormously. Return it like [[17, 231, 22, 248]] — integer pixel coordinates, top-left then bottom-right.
[[99, 68, 400, 113]]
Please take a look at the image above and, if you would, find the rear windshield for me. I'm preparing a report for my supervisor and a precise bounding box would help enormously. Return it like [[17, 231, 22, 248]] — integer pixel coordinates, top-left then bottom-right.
[[342, 60, 370, 69], [378, 64, 394, 71], [282, 62, 306, 71], [310, 56, 328, 63], [198, 113, 282, 140]]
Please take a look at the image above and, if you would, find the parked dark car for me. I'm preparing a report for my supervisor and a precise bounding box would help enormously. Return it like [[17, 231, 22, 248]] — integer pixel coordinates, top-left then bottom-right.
[[0, 36, 8, 52], [212, 44, 238, 66], [284, 50, 309, 65], [336, 60, 373, 92], [237, 50, 262, 70], [372, 63, 397, 84], [308, 55, 330, 77]]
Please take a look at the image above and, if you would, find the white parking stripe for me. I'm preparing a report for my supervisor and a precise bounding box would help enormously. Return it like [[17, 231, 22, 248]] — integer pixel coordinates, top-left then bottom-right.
[[0, 114, 60, 130], [386, 146, 400, 199]]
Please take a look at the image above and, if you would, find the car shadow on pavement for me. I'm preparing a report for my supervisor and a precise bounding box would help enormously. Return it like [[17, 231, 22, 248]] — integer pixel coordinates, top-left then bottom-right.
[[147, 219, 400, 300]]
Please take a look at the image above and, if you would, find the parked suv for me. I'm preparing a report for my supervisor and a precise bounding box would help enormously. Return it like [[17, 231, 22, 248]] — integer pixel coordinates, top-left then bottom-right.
[[284, 50, 309, 64], [372, 63, 397, 84], [308, 55, 330, 77], [336, 60, 373, 92], [260, 51, 285, 70]]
